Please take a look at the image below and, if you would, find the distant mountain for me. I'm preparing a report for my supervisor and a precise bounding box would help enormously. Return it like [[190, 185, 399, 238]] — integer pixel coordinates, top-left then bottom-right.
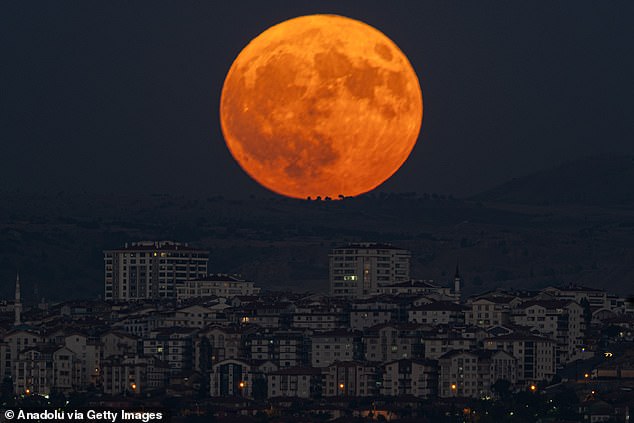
[[473, 155, 634, 206], [1, 177, 634, 301]]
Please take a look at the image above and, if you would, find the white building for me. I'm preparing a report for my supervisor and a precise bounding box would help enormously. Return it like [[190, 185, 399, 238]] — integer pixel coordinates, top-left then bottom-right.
[[512, 300, 585, 366], [142, 327, 197, 375], [311, 330, 362, 368], [542, 285, 609, 309], [1, 329, 42, 380], [267, 367, 321, 398], [209, 359, 273, 398], [484, 334, 556, 385], [104, 241, 208, 301], [408, 301, 467, 325], [176, 274, 260, 300], [323, 361, 378, 397], [329, 243, 410, 299], [381, 359, 438, 398], [438, 349, 517, 398], [378, 280, 452, 298], [101, 355, 168, 395], [362, 323, 423, 363], [465, 297, 514, 328]]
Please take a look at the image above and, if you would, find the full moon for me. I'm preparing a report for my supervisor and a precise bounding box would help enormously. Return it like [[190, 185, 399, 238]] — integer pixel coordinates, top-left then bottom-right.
[[220, 14, 423, 199]]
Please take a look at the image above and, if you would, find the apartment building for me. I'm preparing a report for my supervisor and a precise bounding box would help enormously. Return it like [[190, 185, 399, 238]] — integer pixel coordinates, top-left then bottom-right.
[[104, 241, 208, 301], [330, 243, 410, 299]]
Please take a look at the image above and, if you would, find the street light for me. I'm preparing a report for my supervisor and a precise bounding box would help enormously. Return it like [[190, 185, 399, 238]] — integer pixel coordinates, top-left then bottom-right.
[[530, 384, 537, 392], [339, 383, 345, 395], [238, 381, 246, 397], [130, 383, 137, 392]]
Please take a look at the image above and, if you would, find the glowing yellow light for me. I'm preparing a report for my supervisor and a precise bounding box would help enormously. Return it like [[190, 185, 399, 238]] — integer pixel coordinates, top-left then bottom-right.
[[239, 381, 245, 389], [530, 384, 537, 392], [131, 383, 137, 390], [25, 388, 31, 395], [339, 383, 345, 390], [584, 373, 589, 379], [451, 384, 457, 390]]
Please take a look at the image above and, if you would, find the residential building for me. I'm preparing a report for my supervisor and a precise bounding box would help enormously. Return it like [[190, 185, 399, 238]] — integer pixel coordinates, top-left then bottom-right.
[[104, 241, 208, 301], [311, 330, 363, 368], [438, 349, 517, 398], [244, 330, 308, 368], [349, 299, 398, 330], [512, 300, 585, 366], [363, 323, 423, 363], [267, 367, 321, 398], [209, 359, 257, 398], [101, 355, 168, 395], [408, 301, 467, 325], [323, 361, 378, 397], [484, 334, 556, 384], [176, 274, 260, 300], [329, 243, 410, 299], [381, 359, 438, 398], [465, 297, 514, 328], [378, 280, 452, 298], [142, 327, 197, 375]]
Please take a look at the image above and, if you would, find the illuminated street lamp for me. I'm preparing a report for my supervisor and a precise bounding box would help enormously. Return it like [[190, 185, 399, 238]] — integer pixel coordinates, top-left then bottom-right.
[[530, 384, 537, 392], [130, 383, 137, 392], [238, 381, 246, 397]]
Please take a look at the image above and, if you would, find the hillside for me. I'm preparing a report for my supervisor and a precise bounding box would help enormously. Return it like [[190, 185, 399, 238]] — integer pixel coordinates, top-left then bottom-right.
[[1, 184, 633, 301], [474, 155, 634, 206]]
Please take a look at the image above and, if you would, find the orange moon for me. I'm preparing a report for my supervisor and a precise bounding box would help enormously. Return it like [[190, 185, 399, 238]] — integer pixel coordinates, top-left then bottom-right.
[[220, 14, 423, 199]]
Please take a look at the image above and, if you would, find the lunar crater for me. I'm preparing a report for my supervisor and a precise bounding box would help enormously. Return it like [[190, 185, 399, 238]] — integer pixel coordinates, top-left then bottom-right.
[[220, 14, 422, 199]]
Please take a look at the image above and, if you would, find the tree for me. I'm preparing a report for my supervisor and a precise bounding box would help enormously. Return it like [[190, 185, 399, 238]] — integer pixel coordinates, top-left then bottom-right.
[[492, 379, 512, 400], [252, 377, 267, 401], [0, 377, 13, 402]]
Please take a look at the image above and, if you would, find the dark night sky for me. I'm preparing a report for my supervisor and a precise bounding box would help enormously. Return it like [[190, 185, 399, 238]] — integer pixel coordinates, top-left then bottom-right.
[[2, 1, 633, 198]]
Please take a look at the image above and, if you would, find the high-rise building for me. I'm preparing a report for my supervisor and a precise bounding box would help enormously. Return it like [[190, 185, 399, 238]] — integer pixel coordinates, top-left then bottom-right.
[[329, 243, 410, 299], [104, 241, 209, 301]]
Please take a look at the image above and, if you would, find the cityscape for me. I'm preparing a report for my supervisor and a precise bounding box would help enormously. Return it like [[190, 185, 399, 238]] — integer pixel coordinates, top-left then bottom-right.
[[1, 240, 632, 422], [2, 1, 634, 422]]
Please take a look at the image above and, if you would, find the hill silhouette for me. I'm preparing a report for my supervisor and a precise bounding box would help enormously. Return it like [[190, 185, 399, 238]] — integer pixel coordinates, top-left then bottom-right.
[[1, 156, 634, 301], [474, 155, 634, 206]]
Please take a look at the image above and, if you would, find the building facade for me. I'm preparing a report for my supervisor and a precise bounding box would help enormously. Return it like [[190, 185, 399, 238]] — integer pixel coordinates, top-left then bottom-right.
[[329, 243, 410, 299], [176, 274, 260, 300], [104, 241, 209, 301]]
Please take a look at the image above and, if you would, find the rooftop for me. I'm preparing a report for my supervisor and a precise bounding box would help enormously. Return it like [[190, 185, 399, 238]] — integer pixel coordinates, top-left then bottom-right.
[[331, 242, 408, 251], [105, 240, 208, 252]]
